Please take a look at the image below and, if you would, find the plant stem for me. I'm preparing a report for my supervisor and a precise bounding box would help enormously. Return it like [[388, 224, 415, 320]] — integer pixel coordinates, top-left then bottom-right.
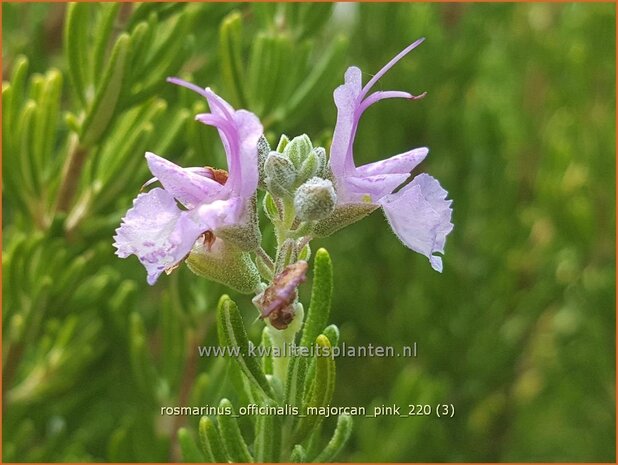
[[266, 303, 304, 383]]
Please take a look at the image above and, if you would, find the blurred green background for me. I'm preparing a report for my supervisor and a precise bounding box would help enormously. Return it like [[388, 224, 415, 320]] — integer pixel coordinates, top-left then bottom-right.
[[2, 2, 615, 462]]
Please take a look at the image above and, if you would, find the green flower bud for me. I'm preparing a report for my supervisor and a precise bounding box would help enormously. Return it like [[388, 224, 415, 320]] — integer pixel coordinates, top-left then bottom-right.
[[276, 134, 290, 152], [284, 134, 313, 169], [296, 149, 319, 186], [312, 146, 327, 176], [257, 135, 271, 189], [295, 147, 327, 185], [264, 152, 297, 197], [294, 177, 337, 221]]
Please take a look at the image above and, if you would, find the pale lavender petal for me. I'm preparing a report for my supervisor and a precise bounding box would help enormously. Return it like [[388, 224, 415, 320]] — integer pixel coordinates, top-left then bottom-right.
[[113, 188, 207, 285], [344, 173, 410, 202], [192, 196, 245, 232], [356, 147, 428, 177], [168, 78, 262, 199], [203, 87, 236, 119], [232, 109, 262, 197], [329, 40, 427, 200], [196, 95, 262, 199], [379, 174, 453, 272], [357, 90, 414, 115], [360, 38, 425, 99], [330, 66, 363, 177], [145, 152, 224, 208]]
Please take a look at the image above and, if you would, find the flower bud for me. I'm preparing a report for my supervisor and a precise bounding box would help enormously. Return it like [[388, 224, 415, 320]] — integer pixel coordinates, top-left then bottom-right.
[[312, 147, 327, 176], [294, 177, 336, 221], [257, 135, 271, 189], [276, 134, 290, 152], [284, 134, 313, 169], [264, 152, 297, 197], [296, 147, 326, 186]]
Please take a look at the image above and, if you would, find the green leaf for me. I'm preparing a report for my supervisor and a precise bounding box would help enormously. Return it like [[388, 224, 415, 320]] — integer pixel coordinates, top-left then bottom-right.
[[322, 324, 339, 347], [64, 3, 91, 106], [297, 4, 334, 40], [123, 33, 194, 107], [247, 32, 270, 114], [6, 55, 29, 140], [217, 295, 274, 399], [261, 327, 274, 375], [128, 312, 158, 399], [124, 12, 192, 107], [178, 427, 206, 462], [219, 11, 247, 107], [217, 398, 253, 463], [81, 33, 130, 146], [198, 416, 228, 463], [300, 248, 333, 347], [125, 20, 151, 80], [295, 335, 336, 443], [262, 34, 292, 113], [312, 414, 353, 462], [253, 399, 281, 462], [92, 3, 120, 82], [275, 35, 348, 126], [284, 354, 308, 408], [32, 69, 62, 179], [18, 100, 39, 196], [251, 3, 277, 28]]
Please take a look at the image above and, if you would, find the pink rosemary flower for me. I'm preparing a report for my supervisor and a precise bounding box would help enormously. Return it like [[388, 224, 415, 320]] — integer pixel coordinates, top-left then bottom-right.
[[113, 81, 262, 284], [328, 38, 453, 272]]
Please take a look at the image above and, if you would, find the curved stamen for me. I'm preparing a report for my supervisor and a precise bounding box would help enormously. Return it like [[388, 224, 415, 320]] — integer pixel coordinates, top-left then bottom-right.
[[360, 37, 425, 100]]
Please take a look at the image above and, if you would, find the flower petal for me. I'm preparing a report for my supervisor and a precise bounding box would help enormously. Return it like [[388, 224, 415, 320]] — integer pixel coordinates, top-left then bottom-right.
[[379, 174, 453, 272], [330, 66, 363, 178], [343, 173, 410, 203], [356, 147, 428, 177], [145, 152, 223, 208], [192, 196, 245, 231], [168, 78, 261, 199], [196, 97, 262, 198], [113, 188, 207, 285]]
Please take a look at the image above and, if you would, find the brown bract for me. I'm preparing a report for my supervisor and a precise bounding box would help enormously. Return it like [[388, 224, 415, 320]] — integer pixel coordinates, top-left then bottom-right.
[[256, 260, 308, 329]]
